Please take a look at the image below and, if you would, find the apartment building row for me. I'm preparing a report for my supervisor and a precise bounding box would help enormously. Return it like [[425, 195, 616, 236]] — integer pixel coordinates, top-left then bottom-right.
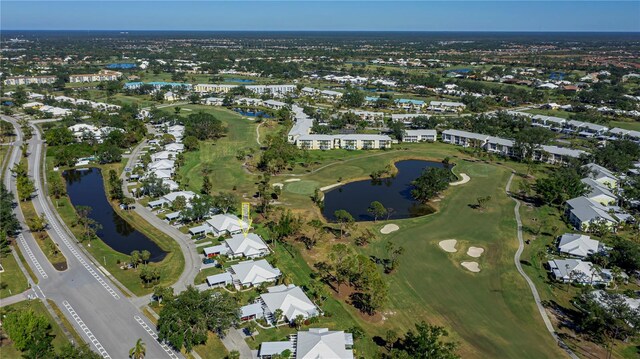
[[440, 129, 588, 164], [193, 83, 296, 96], [4, 75, 57, 86], [69, 70, 122, 83]]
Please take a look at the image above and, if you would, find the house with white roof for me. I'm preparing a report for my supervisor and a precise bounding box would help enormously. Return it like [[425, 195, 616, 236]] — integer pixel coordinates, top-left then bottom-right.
[[263, 100, 287, 110], [547, 259, 609, 285], [296, 135, 337, 150], [258, 284, 319, 324], [441, 129, 489, 147], [224, 233, 269, 259], [531, 115, 566, 131], [403, 130, 437, 142], [581, 178, 617, 205], [565, 196, 618, 232], [319, 90, 343, 101], [151, 150, 178, 162], [428, 101, 466, 113], [229, 259, 281, 287], [203, 97, 223, 106], [164, 143, 184, 153], [206, 272, 233, 287], [534, 145, 586, 165], [557, 233, 602, 258], [584, 163, 618, 189], [259, 328, 354, 359], [391, 113, 427, 125], [147, 159, 175, 172], [205, 213, 250, 237]]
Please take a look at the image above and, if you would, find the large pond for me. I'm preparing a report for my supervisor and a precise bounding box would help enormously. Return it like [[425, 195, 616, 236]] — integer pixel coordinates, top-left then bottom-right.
[[322, 160, 446, 222], [63, 168, 167, 262]]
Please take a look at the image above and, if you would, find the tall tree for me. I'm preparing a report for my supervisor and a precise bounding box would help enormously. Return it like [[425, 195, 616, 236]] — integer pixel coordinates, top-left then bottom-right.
[[390, 321, 460, 359], [411, 168, 450, 203], [333, 209, 354, 238], [367, 201, 387, 222], [129, 338, 146, 359]]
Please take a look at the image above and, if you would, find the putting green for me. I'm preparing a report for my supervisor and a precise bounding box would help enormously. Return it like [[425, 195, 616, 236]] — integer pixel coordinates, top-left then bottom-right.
[[285, 180, 320, 195]]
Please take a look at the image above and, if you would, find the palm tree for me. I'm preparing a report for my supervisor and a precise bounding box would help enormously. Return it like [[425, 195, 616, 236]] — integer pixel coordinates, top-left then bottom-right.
[[227, 350, 240, 359], [129, 338, 146, 359]]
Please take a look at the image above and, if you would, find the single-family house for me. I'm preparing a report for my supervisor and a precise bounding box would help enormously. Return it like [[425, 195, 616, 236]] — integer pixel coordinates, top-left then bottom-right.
[[259, 284, 319, 324], [203, 244, 229, 258], [224, 233, 269, 259], [164, 143, 185, 153], [203, 97, 223, 106], [547, 259, 609, 285], [319, 90, 343, 101], [565, 196, 618, 232], [584, 163, 618, 189], [557, 233, 602, 258], [151, 150, 178, 162], [205, 213, 250, 237], [581, 178, 617, 205], [147, 159, 175, 172], [428, 101, 466, 113], [229, 259, 281, 287], [391, 113, 427, 125], [531, 115, 566, 131], [259, 328, 353, 359]]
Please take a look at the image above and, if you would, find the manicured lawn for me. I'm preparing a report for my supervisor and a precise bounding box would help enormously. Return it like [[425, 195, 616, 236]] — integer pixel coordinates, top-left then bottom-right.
[[609, 120, 640, 132], [524, 108, 572, 118], [0, 299, 70, 357], [0, 251, 29, 298], [176, 105, 262, 195], [20, 199, 68, 270], [277, 143, 565, 358], [191, 332, 229, 359]]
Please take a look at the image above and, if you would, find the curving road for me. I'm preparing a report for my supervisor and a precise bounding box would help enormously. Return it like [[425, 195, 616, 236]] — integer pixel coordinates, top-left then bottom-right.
[[1, 115, 183, 359], [505, 171, 579, 359]]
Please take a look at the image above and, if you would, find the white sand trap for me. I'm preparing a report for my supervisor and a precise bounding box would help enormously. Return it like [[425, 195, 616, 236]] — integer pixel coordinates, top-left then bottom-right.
[[438, 239, 458, 253], [380, 224, 399, 234], [319, 183, 343, 191], [284, 178, 301, 183], [461, 261, 481, 272], [450, 173, 470, 186], [467, 247, 485, 258], [272, 183, 284, 188]]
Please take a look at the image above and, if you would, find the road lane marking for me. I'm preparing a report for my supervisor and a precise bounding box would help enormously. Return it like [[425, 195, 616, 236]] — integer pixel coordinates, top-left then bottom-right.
[[18, 234, 48, 279], [62, 300, 111, 359], [39, 201, 120, 300], [134, 315, 180, 358]]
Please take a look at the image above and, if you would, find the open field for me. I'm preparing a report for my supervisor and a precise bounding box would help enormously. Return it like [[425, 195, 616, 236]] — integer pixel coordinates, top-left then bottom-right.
[[0, 250, 29, 298], [277, 143, 566, 358], [609, 120, 640, 131]]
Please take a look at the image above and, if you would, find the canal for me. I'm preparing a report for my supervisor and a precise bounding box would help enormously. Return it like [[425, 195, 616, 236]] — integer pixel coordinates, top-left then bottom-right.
[[63, 168, 167, 262]]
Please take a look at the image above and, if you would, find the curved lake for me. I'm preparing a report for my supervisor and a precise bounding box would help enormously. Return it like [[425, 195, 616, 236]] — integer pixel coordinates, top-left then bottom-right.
[[63, 168, 167, 262], [322, 160, 446, 222]]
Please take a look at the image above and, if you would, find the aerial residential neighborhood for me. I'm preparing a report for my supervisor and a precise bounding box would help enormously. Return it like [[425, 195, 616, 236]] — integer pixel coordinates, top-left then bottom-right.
[[0, 1, 639, 359]]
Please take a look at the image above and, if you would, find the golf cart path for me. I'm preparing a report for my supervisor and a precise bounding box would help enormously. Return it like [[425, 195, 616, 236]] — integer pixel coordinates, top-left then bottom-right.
[[505, 171, 578, 359]]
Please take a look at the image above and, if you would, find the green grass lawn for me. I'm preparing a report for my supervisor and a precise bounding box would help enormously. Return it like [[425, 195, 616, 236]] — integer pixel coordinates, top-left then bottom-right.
[[0, 251, 29, 298], [0, 300, 70, 357], [275, 143, 565, 358], [524, 108, 572, 118], [609, 120, 640, 132], [20, 200, 68, 270], [191, 332, 229, 359], [176, 105, 262, 195]]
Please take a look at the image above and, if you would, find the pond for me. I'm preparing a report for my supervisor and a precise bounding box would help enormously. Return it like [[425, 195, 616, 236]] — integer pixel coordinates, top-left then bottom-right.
[[234, 109, 272, 118], [63, 168, 167, 262], [225, 78, 255, 83], [322, 160, 447, 222]]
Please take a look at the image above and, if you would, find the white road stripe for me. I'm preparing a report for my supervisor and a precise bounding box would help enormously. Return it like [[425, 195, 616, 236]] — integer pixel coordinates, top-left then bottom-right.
[[18, 234, 48, 279], [133, 315, 180, 359], [63, 300, 111, 358]]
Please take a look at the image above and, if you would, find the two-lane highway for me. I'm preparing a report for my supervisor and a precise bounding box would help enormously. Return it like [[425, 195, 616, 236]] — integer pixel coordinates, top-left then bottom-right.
[[1, 115, 182, 358]]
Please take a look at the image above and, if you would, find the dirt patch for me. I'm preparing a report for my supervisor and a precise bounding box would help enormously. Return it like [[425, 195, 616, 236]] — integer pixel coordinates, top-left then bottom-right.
[[438, 239, 458, 253], [380, 224, 399, 234], [333, 283, 383, 323]]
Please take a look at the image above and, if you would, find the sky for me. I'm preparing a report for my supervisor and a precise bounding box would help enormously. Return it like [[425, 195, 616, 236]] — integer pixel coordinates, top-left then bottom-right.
[[1, 1, 639, 32]]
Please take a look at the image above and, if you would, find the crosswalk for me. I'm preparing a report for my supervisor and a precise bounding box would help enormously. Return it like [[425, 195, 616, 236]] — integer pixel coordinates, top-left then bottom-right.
[[134, 315, 180, 359], [17, 234, 48, 279]]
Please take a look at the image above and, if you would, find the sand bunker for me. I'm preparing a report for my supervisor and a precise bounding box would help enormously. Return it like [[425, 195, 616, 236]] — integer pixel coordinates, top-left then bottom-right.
[[284, 178, 301, 183], [272, 183, 284, 188], [438, 239, 458, 253], [461, 261, 481, 272], [450, 173, 470, 186], [380, 224, 399, 234], [467, 247, 485, 258]]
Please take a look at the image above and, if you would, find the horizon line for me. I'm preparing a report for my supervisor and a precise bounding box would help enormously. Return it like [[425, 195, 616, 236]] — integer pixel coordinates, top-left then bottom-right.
[[2, 29, 640, 33]]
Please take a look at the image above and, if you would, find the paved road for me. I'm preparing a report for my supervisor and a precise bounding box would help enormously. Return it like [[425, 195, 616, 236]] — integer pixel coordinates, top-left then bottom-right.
[[122, 134, 200, 294], [2, 115, 182, 359], [505, 172, 579, 359]]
